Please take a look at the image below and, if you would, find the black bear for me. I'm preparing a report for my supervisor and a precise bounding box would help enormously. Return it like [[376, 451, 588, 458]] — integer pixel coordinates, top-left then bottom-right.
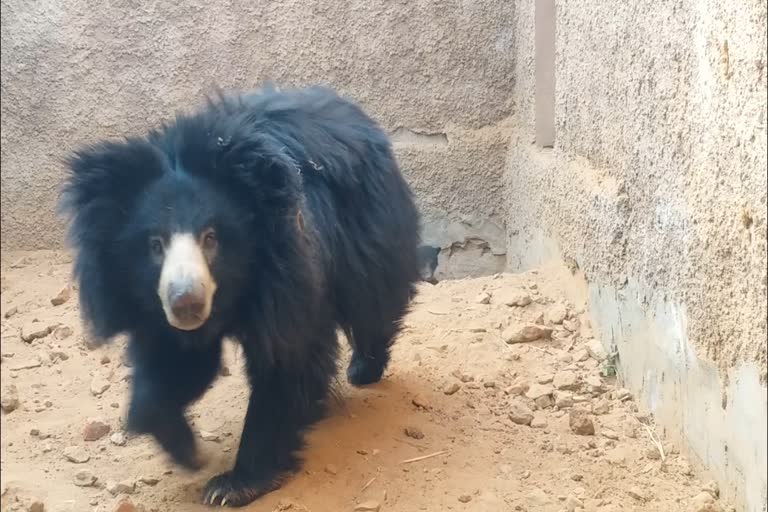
[[60, 85, 422, 507]]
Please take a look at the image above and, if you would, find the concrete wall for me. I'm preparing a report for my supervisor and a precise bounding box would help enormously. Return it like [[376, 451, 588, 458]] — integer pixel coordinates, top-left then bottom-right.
[[504, 1, 767, 510], [1, 0, 515, 263]]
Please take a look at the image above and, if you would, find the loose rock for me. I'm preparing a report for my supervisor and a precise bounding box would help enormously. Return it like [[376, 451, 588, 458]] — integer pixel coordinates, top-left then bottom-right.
[[499, 290, 532, 307], [200, 430, 220, 442], [645, 446, 662, 460], [569, 411, 595, 436], [574, 349, 590, 362], [527, 488, 552, 507], [354, 500, 381, 512], [585, 339, 607, 361], [90, 374, 111, 397], [51, 286, 72, 306], [592, 398, 610, 415], [526, 383, 553, 401], [324, 464, 338, 475], [545, 304, 568, 325], [505, 380, 529, 396], [627, 486, 646, 501], [585, 376, 606, 395], [404, 426, 424, 440], [690, 491, 723, 512], [564, 494, 584, 512], [107, 479, 136, 496], [110, 432, 127, 446], [84, 417, 111, 441], [29, 502, 45, 512], [508, 400, 534, 426], [553, 371, 579, 391], [139, 476, 160, 486], [601, 429, 619, 440], [563, 318, 580, 332], [63, 446, 90, 464], [49, 351, 69, 363], [114, 499, 143, 512], [52, 325, 74, 340], [458, 494, 472, 503], [474, 292, 491, 304], [73, 470, 98, 487], [530, 412, 548, 429], [10, 358, 42, 371], [554, 391, 574, 409], [443, 383, 461, 395], [21, 323, 52, 343], [1, 385, 20, 413], [503, 324, 553, 344]]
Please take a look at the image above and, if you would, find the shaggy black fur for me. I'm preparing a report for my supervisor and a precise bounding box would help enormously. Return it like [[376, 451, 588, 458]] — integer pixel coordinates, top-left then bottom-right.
[[60, 85, 421, 507]]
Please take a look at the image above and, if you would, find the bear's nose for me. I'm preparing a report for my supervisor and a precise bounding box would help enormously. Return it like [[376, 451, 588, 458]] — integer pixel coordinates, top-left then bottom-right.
[[169, 281, 205, 322]]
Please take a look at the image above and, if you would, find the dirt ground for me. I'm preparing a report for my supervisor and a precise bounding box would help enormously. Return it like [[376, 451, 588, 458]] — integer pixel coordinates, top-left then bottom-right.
[[1, 251, 730, 512]]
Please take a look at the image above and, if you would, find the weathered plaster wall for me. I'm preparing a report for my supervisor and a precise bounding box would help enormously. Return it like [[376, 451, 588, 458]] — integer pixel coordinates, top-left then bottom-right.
[[1, 0, 515, 256], [504, 1, 767, 510]]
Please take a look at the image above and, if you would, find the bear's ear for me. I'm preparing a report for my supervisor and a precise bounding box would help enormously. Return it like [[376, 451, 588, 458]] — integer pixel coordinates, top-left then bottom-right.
[[59, 138, 164, 342], [215, 131, 303, 215], [59, 138, 165, 246]]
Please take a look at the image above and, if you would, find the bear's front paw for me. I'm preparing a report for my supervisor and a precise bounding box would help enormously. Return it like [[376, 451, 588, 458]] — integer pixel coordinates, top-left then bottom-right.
[[202, 470, 281, 507]]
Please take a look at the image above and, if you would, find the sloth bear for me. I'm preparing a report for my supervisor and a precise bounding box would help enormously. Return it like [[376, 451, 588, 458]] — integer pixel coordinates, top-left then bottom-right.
[[60, 85, 422, 507]]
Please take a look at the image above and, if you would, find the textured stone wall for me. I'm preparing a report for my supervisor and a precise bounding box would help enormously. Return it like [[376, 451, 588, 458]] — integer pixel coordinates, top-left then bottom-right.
[[1, 0, 516, 254], [504, 1, 767, 510]]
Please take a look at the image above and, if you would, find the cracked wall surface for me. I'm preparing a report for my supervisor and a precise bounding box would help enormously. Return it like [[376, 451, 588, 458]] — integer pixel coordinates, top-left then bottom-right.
[[505, 1, 767, 510], [1, 0, 515, 253]]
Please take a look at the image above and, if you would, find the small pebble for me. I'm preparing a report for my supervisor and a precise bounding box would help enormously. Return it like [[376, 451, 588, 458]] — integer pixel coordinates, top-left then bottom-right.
[[404, 426, 425, 440], [62, 446, 90, 464], [545, 303, 568, 324], [110, 432, 127, 447], [29, 501, 45, 512], [354, 500, 380, 512], [1, 384, 20, 413], [627, 486, 646, 501], [502, 324, 553, 344], [443, 383, 461, 395], [114, 499, 141, 512], [508, 400, 534, 426], [569, 411, 595, 436], [107, 479, 136, 496], [139, 476, 160, 486], [530, 413, 548, 429], [83, 418, 111, 441], [200, 430, 220, 442], [90, 374, 111, 397], [21, 323, 53, 343], [73, 470, 98, 487], [51, 286, 72, 306], [474, 292, 491, 304]]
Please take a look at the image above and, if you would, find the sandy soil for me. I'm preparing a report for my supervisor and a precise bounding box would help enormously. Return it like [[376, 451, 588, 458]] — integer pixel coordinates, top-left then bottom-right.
[[1, 251, 729, 512]]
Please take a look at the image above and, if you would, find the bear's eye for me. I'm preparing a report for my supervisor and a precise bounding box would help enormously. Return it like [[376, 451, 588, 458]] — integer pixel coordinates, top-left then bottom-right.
[[149, 236, 165, 257], [202, 230, 218, 251]]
